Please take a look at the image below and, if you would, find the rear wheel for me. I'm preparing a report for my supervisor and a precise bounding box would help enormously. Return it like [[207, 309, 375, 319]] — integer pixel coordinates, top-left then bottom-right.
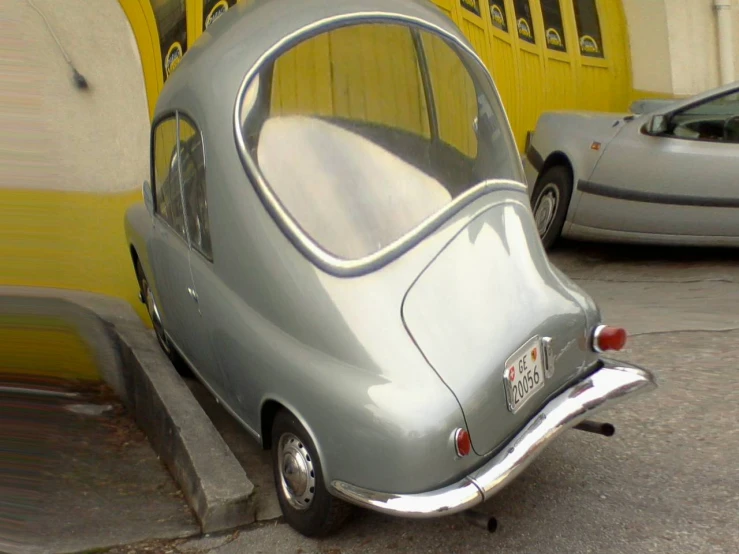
[[531, 165, 572, 250], [271, 410, 353, 537]]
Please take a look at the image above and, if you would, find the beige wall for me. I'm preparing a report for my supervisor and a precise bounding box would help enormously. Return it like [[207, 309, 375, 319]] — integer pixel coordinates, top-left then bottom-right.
[[735, 0, 739, 78], [665, 0, 721, 95], [623, 0, 739, 97], [622, 0, 674, 94], [0, 0, 149, 193]]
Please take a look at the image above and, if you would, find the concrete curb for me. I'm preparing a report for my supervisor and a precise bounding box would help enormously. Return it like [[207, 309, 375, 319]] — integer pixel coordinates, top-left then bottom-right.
[[0, 287, 256, 534]]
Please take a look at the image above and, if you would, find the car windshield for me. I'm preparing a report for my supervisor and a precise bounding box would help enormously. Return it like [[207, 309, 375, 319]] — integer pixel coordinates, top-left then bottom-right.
[[238, 22, 520, 261]]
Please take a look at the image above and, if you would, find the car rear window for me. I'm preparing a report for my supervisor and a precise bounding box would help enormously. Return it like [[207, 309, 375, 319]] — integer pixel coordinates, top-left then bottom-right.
[[239, 22, 519, 261]]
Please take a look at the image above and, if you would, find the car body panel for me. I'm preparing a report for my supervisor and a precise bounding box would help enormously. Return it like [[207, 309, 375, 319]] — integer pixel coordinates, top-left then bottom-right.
[[524, 110, 630, 235], [525, 80, 739, 247], [403, 194, 599, 456], [575, 121, 739, 238], [123, 0, 654, 508]]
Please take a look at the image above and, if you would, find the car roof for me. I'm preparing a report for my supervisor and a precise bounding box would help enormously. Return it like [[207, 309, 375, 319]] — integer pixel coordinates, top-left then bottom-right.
[[153, 0, 470, 122]]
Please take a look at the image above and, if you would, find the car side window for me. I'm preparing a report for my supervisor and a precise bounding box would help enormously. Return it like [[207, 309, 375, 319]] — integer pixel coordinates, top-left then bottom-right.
[[179, 118, 212, 260], [667, 91, 739, 144], [153, 116, 188, 238]]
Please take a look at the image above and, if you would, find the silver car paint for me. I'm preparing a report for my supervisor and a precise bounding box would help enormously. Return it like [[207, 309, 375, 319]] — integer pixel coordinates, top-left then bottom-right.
[[125, 0, 645, 501], [526, 81, 739, 246], [403, 198, 600, 456]]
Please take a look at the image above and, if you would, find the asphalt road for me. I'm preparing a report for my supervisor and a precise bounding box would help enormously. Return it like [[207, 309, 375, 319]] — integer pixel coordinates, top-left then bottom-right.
[[128, 241, 739, 554]]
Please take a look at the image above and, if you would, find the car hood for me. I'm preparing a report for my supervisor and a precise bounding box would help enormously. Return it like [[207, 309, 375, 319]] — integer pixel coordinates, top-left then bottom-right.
[[534, 110, 634, 153], [402, 197, 600, 456]]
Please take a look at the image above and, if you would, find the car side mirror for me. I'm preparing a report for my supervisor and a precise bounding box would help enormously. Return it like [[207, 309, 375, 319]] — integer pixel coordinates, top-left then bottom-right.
[[142, 180, 154, 216], [646, 114, 668, 136]]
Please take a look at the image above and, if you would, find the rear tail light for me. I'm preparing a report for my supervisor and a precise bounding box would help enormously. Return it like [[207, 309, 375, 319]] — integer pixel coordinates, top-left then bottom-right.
[[454, 428, 471, 457], [592, 325, 627, 352]]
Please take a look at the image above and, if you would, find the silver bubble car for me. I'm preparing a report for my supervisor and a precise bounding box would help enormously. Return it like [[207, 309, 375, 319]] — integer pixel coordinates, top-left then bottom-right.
[[124, 0, 657, 537]]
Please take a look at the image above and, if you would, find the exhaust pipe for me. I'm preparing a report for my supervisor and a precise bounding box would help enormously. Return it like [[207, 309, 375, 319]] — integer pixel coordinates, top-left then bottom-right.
[[574, 420, 615, 437], [463, 510, 498, 533]]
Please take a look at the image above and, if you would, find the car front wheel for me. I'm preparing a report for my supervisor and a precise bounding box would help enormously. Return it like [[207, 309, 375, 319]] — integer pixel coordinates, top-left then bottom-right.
[[531, 165, 572, 250], [271, 409, 352, 537]]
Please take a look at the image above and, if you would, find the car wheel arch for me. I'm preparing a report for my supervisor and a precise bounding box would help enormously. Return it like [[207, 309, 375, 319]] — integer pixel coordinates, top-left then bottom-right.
[[259, 395, 339, 490], [536, 152, 581, 230], [537, 151, 574, 188], [130, 246, 143, 284]]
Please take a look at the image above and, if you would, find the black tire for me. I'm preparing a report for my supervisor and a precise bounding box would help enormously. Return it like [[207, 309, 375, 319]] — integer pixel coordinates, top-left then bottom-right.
[[271, 410, 353, 537], [134, 260, 190, 376], [530, 165, 573, 250]]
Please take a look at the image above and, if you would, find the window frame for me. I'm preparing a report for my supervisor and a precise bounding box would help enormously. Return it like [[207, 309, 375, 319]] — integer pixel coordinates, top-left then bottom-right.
[[652, 88, 739, 145], [488, 1, 510, 33], [151, 112, 189, 244], [177, 112, 213, 262], [234, 15, 524, 278], [512, 0, 537, 45], [150, 110, 214, 261], [540, 0, 567, 53], [573, 0, 605, 60]]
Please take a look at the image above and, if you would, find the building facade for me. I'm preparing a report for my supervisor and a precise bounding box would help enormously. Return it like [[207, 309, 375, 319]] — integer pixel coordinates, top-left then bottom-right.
[[0, 0, 737, 374]]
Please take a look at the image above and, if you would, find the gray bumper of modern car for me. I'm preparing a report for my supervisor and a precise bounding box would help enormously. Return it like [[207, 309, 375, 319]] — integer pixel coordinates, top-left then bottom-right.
[[330, 360, 656, 518]]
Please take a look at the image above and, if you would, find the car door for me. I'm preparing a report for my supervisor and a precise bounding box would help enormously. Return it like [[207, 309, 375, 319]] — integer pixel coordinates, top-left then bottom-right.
[[150, 114, 222, 390], [150, 115, 201, 360], [573, 87, 739, 238], [177, 116, 229, 399]]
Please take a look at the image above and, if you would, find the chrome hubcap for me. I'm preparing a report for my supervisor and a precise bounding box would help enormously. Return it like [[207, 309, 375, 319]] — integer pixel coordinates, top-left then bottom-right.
[[534, 183, 559, 237], [277, 433, 316, 511]]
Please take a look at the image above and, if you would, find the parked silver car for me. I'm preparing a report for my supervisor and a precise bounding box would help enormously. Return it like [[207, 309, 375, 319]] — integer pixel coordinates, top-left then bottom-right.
[[524, 81, 739, 249], [125, 0, 656, 537]]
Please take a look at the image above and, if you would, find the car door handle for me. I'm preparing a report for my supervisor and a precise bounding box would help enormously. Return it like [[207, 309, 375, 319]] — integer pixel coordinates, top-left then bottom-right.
[[187, 287, 199, 302]]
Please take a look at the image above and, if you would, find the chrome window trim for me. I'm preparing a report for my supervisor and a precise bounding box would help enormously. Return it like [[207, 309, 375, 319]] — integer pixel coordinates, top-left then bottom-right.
[[233, 11, 523, 277], [177, 111, 215, 263], [152, 112, 190, 246]]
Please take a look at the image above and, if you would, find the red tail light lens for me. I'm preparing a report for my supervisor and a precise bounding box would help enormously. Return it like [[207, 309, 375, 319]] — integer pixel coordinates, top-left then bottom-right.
[[454, 428, 471, 457], [592, 325, 627, 352]]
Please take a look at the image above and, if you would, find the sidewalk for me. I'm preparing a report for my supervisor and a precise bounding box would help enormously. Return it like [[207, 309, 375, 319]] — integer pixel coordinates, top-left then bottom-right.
[[0, 378, 198, 554]]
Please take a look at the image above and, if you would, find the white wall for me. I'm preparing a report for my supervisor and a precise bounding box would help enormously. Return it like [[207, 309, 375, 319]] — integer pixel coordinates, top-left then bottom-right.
[[665, 0, 721, 95], [622, 0, 673, 94], [0, 0, 150, 192], [623, 0, 739, 96]]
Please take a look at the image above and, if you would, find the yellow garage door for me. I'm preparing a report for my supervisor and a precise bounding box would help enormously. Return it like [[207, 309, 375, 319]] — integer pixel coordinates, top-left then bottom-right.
[[430, 0, 631, 150], [121, 0, 632, 149]]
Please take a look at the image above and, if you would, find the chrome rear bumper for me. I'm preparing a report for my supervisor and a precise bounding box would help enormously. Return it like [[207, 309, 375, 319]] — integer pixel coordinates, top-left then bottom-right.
[[330, 359, 656, 518]]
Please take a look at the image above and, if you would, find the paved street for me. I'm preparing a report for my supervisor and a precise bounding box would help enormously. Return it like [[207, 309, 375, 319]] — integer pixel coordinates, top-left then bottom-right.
[[117, 241, 739, 554]]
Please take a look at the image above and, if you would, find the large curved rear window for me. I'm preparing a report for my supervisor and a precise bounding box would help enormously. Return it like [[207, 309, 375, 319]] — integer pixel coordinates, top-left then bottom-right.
[[239, 22, 519, 261]]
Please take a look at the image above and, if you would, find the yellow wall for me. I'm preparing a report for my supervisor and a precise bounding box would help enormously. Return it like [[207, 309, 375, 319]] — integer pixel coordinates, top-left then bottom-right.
[[0, 189, 147, 320], [262, 0, 635, 151], [0, 314, 99, 381]]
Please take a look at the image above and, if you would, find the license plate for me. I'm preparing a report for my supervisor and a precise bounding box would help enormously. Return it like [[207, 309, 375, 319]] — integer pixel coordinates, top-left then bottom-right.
[[504, 336, 546, 413]]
